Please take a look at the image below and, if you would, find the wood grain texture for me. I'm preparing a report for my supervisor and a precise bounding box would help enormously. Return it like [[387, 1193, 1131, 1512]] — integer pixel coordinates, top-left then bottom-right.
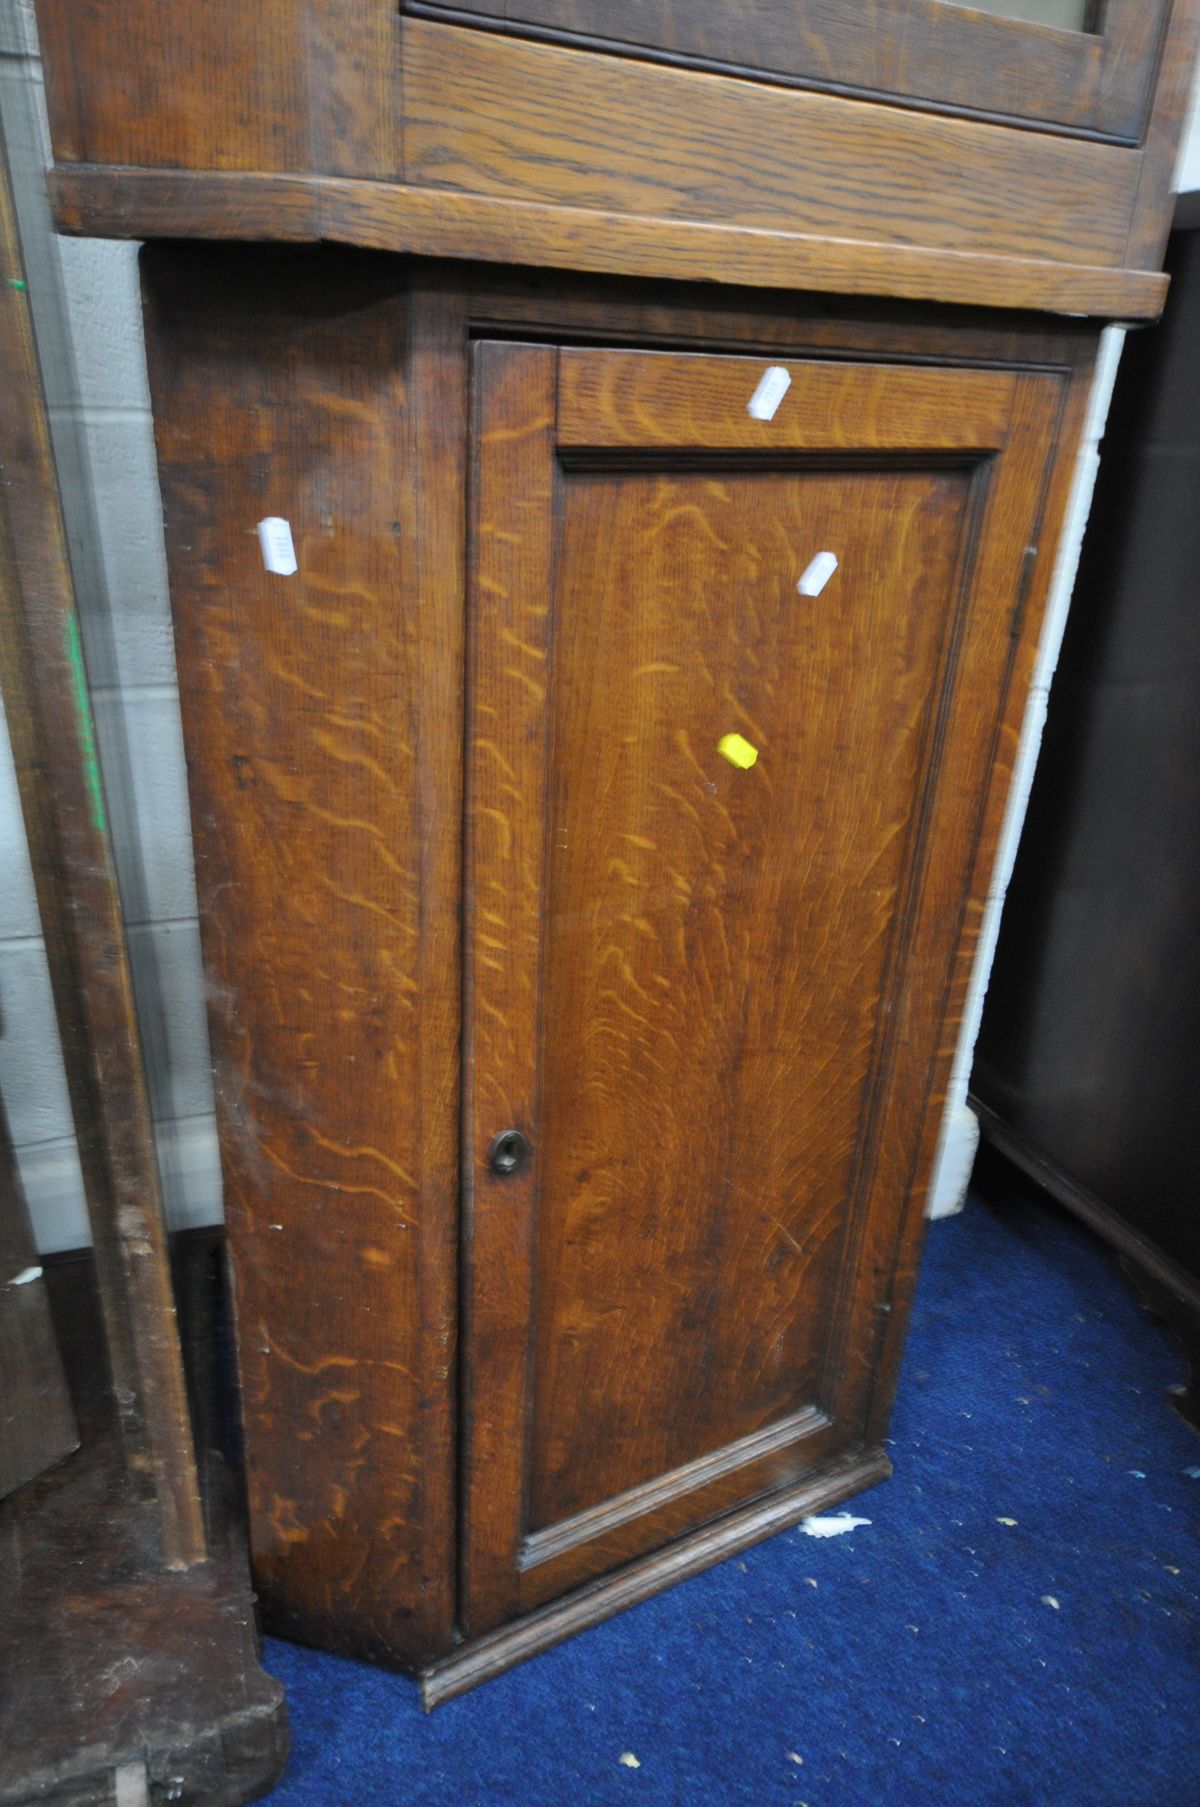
[[857, 352, 1095, 1452], [137, 251, 1097, 1680], [0, 130, 203, 1567], [556, 349, 1017, 448], [457, 265, 1120, 368], [140, 247, 461, 1666], [406, 0, 1165, 141], [305, 0, 405, 178], [824, 371, 1063, 1443], [33, 2, 1200, 321], [0, 1253, 288, 1806], [401, 280, 470, 1659], [48, 166, 1172, 322], [461, 335, 1066, 1630], [402, 22, 1135, 268], [459, 341, 558, 1637], [32, 0, 404, 177], [34, 0, 310, 171]]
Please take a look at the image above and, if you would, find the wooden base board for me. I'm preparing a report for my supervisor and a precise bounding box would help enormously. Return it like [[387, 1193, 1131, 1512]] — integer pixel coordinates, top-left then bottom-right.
[[421, 1446, 891, 1707], [0, 1251, 288, 1807], [972, 1101, 1200, 1436], [0, 1268, 78, 1500]]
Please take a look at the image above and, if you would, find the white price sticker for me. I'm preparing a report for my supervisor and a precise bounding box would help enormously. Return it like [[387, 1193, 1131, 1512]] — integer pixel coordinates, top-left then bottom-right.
[[747, 365, 792, 422], [798, 551, 839, 597], [257, 516, 298, 576]]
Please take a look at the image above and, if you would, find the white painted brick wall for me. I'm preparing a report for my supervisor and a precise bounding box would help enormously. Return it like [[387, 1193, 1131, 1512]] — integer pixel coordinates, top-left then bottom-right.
[[1, 21, 1198, 1252], [0, 15, 219, 1251], [926, 325, 1125, 1216], [1179, 61, 1200, 192]]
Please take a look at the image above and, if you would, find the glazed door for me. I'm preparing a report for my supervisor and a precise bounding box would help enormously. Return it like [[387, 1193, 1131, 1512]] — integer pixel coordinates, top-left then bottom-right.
[[462, 341, 1058, 1636]]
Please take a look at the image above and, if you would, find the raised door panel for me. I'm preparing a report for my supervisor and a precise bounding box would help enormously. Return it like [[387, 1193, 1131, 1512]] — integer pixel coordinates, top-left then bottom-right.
[[462, 341, 1060, 1636]]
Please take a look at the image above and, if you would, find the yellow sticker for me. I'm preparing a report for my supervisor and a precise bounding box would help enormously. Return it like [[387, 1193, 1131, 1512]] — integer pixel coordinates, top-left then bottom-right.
[[717, 731, 759, 770]]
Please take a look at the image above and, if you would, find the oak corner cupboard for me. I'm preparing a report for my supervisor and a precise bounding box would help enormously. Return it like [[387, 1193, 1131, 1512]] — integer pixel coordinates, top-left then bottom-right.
[[31, 0, 1200, 1704]]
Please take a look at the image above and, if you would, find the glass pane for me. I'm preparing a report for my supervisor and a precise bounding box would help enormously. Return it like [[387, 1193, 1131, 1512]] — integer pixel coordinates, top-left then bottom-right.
[[939, 0, 1094, 28]]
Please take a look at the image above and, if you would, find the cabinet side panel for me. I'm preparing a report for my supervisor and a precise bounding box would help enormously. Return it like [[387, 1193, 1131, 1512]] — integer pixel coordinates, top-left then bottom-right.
[[34, 0, 312, 172], [33, 0, 405, 181], [140, 246, 459, 1666]]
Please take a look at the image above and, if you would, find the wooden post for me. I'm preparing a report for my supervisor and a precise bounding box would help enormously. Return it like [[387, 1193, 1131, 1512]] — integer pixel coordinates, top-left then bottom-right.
[[0, 127, 205, 1567]]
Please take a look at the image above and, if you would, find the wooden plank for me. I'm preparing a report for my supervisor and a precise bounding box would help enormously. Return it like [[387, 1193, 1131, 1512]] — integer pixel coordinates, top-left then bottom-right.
[[33, 0, 311, 171], [306, 0, 406, 178], [406, 0, 1162, 142], [402, 22, 1136, 268], [32, 0, 405, 179], [48, 167, 1168, 320], [326, 181, 1170, 320], [422, 1447, 892, 1708], [0, 126, 204, 1567], [49, 167, 323, 243], [0, 1249, 288, 1804], [859, 348, 1093, 1448], [401, 280, 469, 1658], [556, 349, 1017, 448], [29, 0, 1199, 323], [140, 245, 462, 1666], [818, 371, 1064, 1440], [460, 340, 558, 1637]]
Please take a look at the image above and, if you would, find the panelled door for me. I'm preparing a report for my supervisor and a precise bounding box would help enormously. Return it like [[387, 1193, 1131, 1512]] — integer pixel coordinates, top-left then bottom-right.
[[461, 341, 1059, 1636]]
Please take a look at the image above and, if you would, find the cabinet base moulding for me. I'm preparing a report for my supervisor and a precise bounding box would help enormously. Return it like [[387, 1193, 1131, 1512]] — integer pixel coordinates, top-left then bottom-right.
[[47, 168, 1170, 322], [420, 1447, 892, 1707]]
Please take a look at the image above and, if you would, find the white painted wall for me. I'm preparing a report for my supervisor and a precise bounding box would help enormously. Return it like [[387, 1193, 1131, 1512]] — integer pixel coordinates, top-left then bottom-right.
[[1177, 60, 1200, 192], [925, 325, 1124, 1216], [1, 0, 219, 1250], [1, 14, 1198, 1249]]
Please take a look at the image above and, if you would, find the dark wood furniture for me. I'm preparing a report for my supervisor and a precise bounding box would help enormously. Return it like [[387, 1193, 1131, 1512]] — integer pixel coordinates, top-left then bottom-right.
[[0, 1094, 77, 1502], [29, 0, 1200, 1705], [31, 0, 1200, 318], [973, 221, 1200, 1435], [0, 120, 200, 1575], [0, 129, 287, 1807]]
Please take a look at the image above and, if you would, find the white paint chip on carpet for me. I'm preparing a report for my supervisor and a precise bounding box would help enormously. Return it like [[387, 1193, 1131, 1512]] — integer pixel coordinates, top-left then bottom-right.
[[798, 1514, 872, 1538]]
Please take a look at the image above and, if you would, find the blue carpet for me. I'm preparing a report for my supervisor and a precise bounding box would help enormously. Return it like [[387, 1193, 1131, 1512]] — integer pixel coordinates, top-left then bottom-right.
[[260, 1176, 1200, 1807]]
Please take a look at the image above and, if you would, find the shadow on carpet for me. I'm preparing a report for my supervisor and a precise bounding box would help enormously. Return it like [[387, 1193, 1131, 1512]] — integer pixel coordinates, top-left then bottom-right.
[[261, 1173, 1200, 1807]]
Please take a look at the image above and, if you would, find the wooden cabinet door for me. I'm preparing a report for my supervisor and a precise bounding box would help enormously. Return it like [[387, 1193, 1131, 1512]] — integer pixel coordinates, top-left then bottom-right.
[[462, 340, 1058, 1637]]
